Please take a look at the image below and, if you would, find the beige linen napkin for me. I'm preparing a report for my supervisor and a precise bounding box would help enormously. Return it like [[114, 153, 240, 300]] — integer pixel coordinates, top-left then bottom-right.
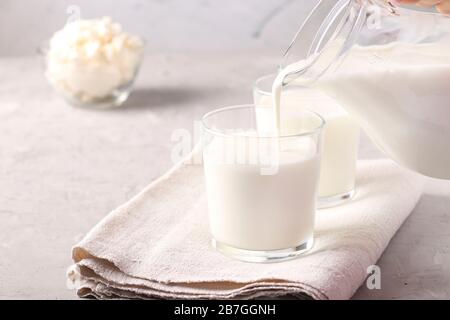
[[68, 153, 423, 300]]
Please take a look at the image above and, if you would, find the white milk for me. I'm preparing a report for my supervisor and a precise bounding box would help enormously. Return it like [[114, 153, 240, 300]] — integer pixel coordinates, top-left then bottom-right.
[[255, 88, 359, 198], [316, 42, 450, 179], [271, 42, 450, 180], [203, 136, 320, 251], [271, 60, 312, 133]]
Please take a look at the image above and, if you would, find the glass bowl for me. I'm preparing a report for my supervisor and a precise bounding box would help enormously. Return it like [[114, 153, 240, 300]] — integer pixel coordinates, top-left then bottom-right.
[[38, 39, 144, 109]]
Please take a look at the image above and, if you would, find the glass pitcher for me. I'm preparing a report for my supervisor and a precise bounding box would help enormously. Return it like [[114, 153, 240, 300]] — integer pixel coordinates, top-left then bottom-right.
[[280, 0, 450, 179]]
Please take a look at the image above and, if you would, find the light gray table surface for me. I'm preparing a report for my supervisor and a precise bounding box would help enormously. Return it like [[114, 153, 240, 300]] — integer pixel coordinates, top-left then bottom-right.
[[0, 52, 449, 300]]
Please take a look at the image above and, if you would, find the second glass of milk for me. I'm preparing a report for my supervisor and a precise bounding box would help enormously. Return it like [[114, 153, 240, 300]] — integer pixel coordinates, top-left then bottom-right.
[[254, 74, 360, 208], [202, 105, 324, 262]]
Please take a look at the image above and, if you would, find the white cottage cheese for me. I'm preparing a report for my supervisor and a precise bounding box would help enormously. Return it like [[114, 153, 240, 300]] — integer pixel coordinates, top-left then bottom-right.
[[46, 17, 144, 103]]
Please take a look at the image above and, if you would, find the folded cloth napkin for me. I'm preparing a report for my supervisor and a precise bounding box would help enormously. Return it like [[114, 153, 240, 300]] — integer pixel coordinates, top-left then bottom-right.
[[68, 152, 423, 300]]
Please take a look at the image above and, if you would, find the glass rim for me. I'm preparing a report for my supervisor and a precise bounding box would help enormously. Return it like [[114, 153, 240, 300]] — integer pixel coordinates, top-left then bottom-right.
[[253, 73, 278, 97], [201, 104, 325, 139]]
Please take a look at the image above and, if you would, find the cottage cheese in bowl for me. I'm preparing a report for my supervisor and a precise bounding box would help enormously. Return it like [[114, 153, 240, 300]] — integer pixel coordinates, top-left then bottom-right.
[[44, 17, 144, 108]]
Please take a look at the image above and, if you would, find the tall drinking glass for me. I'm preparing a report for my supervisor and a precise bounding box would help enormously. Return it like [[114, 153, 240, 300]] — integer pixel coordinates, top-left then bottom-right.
[[253, 74, 360, 208], [202, 105, 325, 262]]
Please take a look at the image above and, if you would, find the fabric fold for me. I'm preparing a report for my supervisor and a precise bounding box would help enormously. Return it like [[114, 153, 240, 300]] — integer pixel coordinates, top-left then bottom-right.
[[68, 156, 423, 300]]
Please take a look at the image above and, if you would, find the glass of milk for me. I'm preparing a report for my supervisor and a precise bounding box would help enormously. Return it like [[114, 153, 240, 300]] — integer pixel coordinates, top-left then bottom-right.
[[253, 74, 360, 208], [202, 105, 325, 262]]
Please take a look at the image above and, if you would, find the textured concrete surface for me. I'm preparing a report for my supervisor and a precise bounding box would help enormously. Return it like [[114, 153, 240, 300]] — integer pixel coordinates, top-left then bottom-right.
[[0, 0, 317, 56], [0, 0, 428, 57], [0, 53, 449, 299]]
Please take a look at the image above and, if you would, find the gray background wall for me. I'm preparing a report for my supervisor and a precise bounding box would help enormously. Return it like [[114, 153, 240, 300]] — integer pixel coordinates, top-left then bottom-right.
[[0, 0, 323, 56]]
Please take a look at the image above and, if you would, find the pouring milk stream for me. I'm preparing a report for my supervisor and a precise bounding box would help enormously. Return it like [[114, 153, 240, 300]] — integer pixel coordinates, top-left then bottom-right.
[[269, 0, 450, 179]]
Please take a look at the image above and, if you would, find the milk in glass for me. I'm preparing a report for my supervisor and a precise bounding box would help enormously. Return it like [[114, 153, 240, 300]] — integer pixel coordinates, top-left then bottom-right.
[[203, 135, 320, 252], [254, 79, 359, 201]]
